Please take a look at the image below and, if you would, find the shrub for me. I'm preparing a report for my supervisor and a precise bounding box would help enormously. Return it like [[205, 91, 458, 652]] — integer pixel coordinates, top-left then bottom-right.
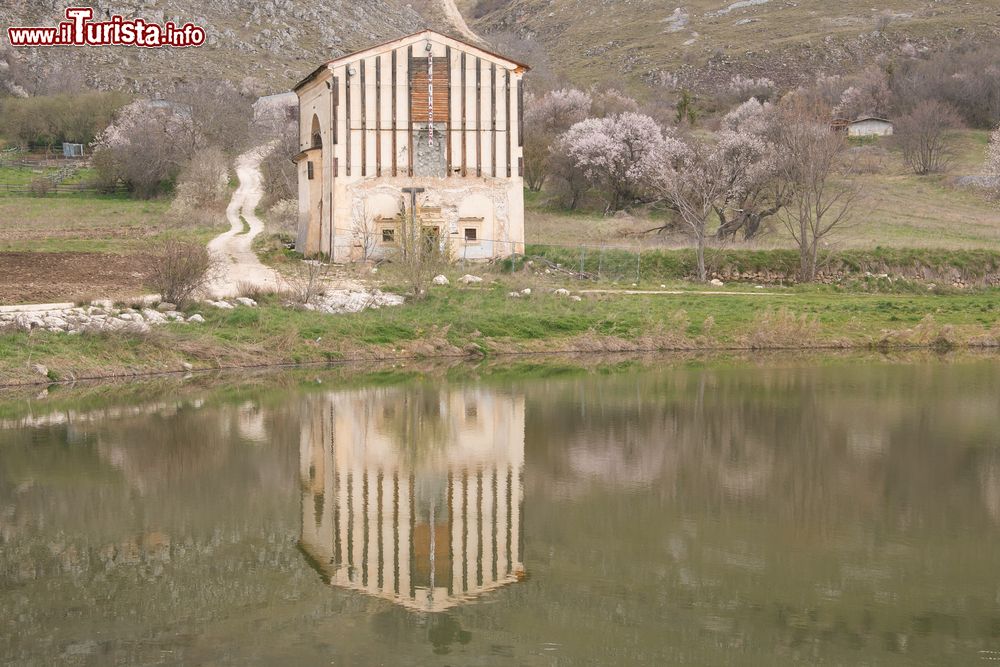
[[28, 177, 52, 197], [894, 100, 962, 175], [146, 240, 216, 306]]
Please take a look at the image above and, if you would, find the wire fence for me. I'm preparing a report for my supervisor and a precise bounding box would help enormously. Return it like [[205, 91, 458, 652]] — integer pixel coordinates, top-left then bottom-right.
[[310, 224, 716, 284]]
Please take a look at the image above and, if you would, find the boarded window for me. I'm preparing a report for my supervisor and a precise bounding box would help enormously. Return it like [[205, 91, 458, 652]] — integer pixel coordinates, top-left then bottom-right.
[[409, 57, 450, 123], [381, 228, 395, 243], [464, 227, 478, 241], [307, 161, 314, 180]]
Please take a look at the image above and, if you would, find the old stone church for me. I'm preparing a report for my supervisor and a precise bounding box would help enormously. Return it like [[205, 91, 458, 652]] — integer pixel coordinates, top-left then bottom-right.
[[293, 30, 528, 261]]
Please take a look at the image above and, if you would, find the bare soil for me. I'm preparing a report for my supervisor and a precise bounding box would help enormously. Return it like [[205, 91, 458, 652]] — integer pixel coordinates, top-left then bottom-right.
[[0, 252, 155, 305]]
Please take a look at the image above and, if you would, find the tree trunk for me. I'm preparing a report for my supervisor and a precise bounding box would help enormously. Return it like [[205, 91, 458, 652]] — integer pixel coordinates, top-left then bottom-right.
[[696, 237, 707, 282]]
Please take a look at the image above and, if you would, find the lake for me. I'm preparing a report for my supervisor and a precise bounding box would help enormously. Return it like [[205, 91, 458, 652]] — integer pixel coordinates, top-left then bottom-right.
[[2, 356, 1000, 665]]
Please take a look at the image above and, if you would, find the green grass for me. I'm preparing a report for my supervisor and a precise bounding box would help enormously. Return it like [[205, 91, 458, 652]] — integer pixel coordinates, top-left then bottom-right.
[[527, 130, 1000, 251], [2, 285, 998, 385]]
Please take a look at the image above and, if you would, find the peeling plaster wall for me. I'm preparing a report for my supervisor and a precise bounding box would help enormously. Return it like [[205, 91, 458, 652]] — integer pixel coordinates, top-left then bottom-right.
[[295, 30, 526, 261], [332, 177, 524, 262]]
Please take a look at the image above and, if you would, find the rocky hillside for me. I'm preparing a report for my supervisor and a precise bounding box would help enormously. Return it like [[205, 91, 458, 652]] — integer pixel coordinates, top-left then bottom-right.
[[2, 0, 998, 97], [472, 0, 1000, 93], [0, 0, 428, 95]]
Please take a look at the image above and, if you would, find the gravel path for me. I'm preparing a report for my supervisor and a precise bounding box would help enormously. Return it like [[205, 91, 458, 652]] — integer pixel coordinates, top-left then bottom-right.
[[205, 143, 284, 299]]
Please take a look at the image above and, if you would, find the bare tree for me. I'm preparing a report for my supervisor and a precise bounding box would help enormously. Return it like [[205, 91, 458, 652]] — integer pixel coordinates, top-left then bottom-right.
[[172, 79, 254, 155], [522, 88, 591, 192], [656, 130, 771, 282], [92, 99, 196, 198], [894, 100, 962, 175], [986, 124, 1000, 201], [776, 105, 861, 282], [286, 260, 329, 305], [146, 240, 218, 306], [351, 200, 379, 262], [394, 199, 451, 298]]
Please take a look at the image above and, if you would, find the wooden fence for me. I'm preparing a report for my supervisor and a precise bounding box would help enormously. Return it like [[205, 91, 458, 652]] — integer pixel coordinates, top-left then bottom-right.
[[0, 181, 129, 196]]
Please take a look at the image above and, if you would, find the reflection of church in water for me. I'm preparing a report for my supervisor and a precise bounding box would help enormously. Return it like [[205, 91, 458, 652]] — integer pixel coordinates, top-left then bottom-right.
[[299, 386, 525, 612]]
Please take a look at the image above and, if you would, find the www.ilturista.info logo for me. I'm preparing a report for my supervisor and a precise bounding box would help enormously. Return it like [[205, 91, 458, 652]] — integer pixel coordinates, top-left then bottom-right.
[[7, 7, 206, 48]]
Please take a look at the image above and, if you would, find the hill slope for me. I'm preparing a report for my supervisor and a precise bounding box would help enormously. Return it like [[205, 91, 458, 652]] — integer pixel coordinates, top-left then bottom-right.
[[0, 0, 429, 94], [3, 1, 998, 97], [473, 0, 1000, 92]]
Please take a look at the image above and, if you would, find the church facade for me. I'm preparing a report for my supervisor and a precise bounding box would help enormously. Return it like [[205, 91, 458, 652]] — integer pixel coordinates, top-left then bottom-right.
[[293, 30, 528, 262]]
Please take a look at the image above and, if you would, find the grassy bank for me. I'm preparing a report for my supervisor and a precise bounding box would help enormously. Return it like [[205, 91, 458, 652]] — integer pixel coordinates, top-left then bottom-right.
[[524, 245, 1000, 284], [2, 285, 999, 386]]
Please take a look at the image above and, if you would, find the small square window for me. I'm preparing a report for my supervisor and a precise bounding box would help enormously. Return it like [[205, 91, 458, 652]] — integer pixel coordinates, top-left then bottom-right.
[[464, 227, 478, 242], [381, 228, 395, 243]]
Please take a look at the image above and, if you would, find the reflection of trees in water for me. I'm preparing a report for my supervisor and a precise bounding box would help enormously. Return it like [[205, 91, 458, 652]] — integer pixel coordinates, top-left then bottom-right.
[[518, 362, 1000, 660], [525, 363, 1000, 532]]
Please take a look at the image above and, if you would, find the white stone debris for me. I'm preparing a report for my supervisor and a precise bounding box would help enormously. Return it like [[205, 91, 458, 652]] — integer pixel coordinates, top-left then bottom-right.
[[432, 275, 450, 286], [209, 300, 236, 309], [508, 291, 522, 298], [311, 289, 405, 315], [570, 295, 583, 302], [187, 314, 206, 323], [554, 288, 570, 296], [710, 278, 725, 287], [235, 297, 258, 307], [459, 274, 484, 284], [521, 288, 532, 295]]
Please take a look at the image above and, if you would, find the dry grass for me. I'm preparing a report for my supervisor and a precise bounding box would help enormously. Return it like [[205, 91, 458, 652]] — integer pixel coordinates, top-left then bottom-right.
[[524, 131, 999, 252], [740, 308, 823, 350]]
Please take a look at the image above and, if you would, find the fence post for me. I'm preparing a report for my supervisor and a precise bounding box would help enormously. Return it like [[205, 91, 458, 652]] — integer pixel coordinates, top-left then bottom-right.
[[580, 246, 586, 279], [636, 246, 641, 284]]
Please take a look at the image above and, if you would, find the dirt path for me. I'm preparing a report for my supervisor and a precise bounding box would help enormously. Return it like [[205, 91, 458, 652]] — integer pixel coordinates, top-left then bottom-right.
[[206, 143, 284, 299], [438, 0, 482, 44]]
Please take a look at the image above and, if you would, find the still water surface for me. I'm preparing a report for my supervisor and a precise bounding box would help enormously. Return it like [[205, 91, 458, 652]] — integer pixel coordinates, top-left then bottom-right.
[[2, 358, 1000, 665]]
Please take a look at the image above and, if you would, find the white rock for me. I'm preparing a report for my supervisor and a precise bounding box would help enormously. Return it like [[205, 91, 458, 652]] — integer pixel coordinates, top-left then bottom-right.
[[182, 362, 193, 371], [570, 295, 583, 302], [520, 288, 532, 295], [156, 302, 177, 312], [142, 309, 166, 323], [235, 297, 257, 307], [33, 364, 49, 378], [43, 316, 69, 328], [709, 278, 725, 287], [117, 312, 134, 321], [459, 274, 483, 284], [508, 291, 521, 298], [432, 274, 450, 286], [210, 300, 235, 309], [187, 314, 205, 323], [554, 288, 570, 296]]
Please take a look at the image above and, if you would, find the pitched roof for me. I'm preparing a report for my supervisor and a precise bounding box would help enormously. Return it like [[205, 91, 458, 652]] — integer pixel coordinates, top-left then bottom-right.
[[293, 29, 530, 93], [850, 116, 892, 124]]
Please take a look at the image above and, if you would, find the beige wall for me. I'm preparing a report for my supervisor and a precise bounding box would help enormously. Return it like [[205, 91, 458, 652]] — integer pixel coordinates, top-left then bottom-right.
[[298, 385, 526, 612], [295, 31, 526, 260]]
